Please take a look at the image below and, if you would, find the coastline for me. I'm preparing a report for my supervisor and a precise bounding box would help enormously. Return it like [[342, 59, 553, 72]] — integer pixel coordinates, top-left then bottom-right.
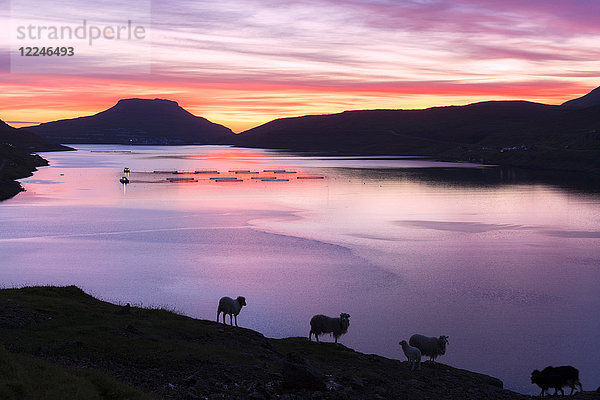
[[2, 146, 600, 397], [6, 285, 597, 400], [0, 145, 49, 201]]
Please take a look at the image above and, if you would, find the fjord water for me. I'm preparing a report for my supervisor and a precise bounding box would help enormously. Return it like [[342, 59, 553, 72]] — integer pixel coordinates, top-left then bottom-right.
[[2, 145, 599, 394]]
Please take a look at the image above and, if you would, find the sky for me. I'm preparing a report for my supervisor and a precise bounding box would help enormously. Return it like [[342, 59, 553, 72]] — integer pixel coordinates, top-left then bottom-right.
[[1, 0, 599, 132]]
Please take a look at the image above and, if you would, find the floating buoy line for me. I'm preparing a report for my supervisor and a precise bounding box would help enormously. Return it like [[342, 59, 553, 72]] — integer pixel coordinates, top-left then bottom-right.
[[119, 169, 325, 184]]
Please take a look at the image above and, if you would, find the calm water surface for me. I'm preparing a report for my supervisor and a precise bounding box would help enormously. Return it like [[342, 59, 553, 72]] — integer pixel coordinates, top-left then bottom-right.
[[1, 145, 599, 394]]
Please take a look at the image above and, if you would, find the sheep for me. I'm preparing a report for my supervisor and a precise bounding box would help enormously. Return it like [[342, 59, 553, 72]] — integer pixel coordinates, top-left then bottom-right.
[[399, 340, 421, 371], [308, 313, 350, 344], [531, 366, 582, 397], [216, 296, 246, 327], [408, 334, 449, 362]]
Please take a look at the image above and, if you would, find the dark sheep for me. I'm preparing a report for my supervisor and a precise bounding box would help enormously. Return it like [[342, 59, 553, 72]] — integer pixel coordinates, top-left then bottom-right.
[[531, 365, 582, 397], [409, 334, 449, 362], [309, 313, 350, 344]]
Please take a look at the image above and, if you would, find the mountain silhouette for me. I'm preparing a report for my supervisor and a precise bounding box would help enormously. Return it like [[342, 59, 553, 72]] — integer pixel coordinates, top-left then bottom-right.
[[561, 86, 600, 109], [25, 98, 234, 145], [0, 119, 72, 152], [234, 86, 600, 172]]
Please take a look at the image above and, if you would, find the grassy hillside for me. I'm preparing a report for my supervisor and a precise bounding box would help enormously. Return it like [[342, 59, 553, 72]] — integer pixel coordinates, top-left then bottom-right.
[[1, 286, 598, 399], [0, 346, 154, 400]]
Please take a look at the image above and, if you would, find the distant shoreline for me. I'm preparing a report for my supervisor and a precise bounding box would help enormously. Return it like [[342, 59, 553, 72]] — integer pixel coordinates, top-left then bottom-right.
[[0, 147, 49, 201]]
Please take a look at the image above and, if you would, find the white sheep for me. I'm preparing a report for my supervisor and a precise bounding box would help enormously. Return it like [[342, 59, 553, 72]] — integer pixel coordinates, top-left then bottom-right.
[[408, 334, 449, 362], [216, 296, 247, 327], [308, 313, 350, 344], [399, 340, 421, 371]]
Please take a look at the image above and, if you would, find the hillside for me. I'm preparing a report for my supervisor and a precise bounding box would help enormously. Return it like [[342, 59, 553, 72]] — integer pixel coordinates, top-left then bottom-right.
[[0, 119, 72, 153], [1, 286, 599, 400], [24, 98, 235, 145], [0, 119, 72, 200], [0, 143, 48, 201], [562, 87, 600, 109], [235, 88, 600, 173]]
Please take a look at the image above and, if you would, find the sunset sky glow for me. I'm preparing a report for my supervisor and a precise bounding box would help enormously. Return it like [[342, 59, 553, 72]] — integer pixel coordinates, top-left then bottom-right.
[[1, 0, 599, 131]]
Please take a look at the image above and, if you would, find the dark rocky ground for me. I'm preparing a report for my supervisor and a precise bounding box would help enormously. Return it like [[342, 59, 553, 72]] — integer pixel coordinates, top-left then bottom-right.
[[0, 143, 49, 201], [1, 286, 599, 399]]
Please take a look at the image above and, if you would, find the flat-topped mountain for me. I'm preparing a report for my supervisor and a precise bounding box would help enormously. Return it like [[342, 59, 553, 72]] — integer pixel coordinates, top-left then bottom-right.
[[25, 98, 235, 145]]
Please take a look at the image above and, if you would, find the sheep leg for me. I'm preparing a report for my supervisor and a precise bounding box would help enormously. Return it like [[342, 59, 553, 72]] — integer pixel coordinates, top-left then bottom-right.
[[234, 314, 238, 327], [308, 331, 312, 341], [229, 314, 233, 326], [216, 311, 220, 324]]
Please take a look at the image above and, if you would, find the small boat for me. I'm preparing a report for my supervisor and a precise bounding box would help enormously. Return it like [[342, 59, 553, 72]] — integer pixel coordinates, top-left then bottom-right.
[[262, 179, 289, 182], [194, 170, 220, 174], [120, 177, 129, 184], [263, 169, 286, 173], [215, 179, 243, 182], [210, 177, 237, 180], [297, 176, 325, 179]]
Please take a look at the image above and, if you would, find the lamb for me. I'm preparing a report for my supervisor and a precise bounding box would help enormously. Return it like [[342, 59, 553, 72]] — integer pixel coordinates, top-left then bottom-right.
[[216, 296, 247, 327], [399, 340, 421, 371], [408, 334, 449, 362], [531, 366, 582, 397], [308, 313, 350, 344]]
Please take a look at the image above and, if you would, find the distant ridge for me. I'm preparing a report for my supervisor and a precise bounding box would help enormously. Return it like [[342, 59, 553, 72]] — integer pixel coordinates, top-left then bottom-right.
[[234, 87, 600, 173], [561, 86, 600, 109], [0, 119, 72, 152], [25, 98, 235, 145]]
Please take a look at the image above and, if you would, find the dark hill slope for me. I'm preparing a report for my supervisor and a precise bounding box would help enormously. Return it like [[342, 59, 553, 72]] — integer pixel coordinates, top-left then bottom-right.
[[235, 99, 600, 172], [562, 86, 600, 109], [0, 119, 72, 152], [25, 98, 235, 145], [5, 286, 598, 399], [0, 119, 72, 200], [236, 101, 563, 151]]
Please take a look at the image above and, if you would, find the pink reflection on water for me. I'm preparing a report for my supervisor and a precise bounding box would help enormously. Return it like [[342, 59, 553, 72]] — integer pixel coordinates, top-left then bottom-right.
[[4, 145, 600, 395]]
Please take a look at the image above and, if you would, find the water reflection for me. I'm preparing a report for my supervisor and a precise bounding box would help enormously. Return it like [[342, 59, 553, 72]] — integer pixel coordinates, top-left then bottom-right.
[[2, 145, 600, 395]]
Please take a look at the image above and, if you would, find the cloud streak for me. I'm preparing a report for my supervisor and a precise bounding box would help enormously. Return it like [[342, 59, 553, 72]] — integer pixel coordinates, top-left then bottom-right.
[[1, 0, 599, 130]]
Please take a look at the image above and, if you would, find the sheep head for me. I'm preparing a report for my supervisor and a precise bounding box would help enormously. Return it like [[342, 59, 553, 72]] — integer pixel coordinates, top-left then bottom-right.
[[531, 370, 542, 384], [437, 336, 449, 354], [339, 313, 350, 332], [237, 296, 247, 307]]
